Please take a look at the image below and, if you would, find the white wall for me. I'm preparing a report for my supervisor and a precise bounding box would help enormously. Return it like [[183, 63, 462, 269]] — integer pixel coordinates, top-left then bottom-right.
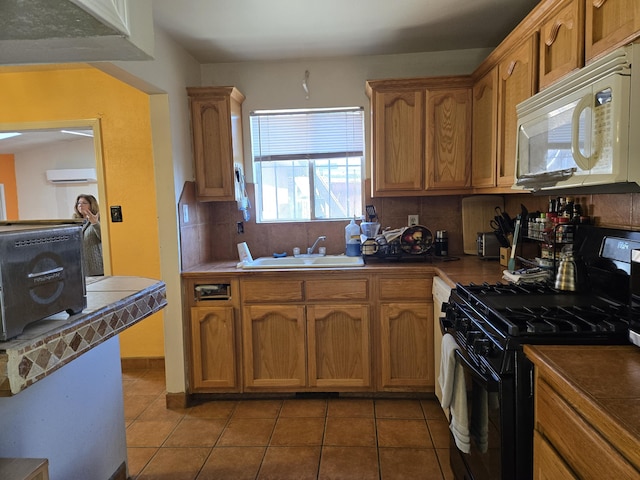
[[14, 138, 98, 219], [0, 338, 126, 480]]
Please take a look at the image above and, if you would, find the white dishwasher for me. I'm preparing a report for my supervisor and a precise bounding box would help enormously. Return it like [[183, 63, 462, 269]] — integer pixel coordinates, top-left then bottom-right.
[[432, 276, 451, 410]]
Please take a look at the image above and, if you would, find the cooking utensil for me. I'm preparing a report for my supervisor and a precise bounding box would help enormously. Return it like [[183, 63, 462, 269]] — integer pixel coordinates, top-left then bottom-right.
[[365, 205, 378, 222], [496, 206, 514, 233], [507, 216, 521, 271], [554, 246, 578, 291], [490, 218, 511, 247]]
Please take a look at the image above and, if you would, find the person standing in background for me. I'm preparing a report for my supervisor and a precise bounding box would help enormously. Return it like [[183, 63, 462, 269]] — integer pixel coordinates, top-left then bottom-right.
[[73, 194, 104, 276]]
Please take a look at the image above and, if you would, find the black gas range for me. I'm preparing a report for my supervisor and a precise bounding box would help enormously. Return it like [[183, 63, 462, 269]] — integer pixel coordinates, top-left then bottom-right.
[[441, 225, 640, 480]]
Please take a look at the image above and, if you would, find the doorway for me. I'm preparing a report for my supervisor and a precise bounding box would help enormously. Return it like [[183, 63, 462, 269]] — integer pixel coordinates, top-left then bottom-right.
[[0, 119, 110, 274]]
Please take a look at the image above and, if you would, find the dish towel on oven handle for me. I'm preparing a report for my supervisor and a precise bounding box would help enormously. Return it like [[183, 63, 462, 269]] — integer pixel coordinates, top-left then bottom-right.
[[439, 333, 471, 453]]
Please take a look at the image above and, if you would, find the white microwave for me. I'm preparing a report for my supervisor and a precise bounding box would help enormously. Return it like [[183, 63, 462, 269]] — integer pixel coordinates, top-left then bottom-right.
[[515, 43, 640, 191]]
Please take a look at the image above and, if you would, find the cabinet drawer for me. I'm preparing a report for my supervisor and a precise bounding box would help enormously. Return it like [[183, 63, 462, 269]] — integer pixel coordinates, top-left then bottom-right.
[[536, 378, 638, 479], [378, 277, 433, 301], [533, 430, 577, 480], [306, 278, 369, 301], [241, 280, 303, 302]]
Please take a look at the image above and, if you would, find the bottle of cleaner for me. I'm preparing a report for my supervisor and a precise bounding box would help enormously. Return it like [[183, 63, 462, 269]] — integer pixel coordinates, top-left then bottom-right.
[[345, 219, 361, 256]]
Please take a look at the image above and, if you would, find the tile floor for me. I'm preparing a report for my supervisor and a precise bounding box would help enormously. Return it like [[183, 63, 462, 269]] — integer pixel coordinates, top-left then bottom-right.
[[123, 366, 455, 480]]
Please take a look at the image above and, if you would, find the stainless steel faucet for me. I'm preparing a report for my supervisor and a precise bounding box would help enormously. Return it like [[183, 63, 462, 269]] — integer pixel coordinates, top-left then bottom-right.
[[307, 235, 326, 255]]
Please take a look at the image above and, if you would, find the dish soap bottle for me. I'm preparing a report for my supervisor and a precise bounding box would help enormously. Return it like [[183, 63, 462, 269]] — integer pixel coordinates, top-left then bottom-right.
[[345, 219, 361, 256]]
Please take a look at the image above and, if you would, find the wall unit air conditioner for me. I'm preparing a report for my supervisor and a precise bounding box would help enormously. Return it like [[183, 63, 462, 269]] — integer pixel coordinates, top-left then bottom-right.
[[45, 168, 98, 184]]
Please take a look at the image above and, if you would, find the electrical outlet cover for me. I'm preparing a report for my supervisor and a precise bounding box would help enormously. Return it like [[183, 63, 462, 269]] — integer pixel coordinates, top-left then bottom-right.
[[408, 214, 419, 226]]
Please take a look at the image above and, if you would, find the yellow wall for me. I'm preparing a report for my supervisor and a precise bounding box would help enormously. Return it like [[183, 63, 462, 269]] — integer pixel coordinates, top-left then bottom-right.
[[0, 154, 18, 220], [0, 66, 164, 357]]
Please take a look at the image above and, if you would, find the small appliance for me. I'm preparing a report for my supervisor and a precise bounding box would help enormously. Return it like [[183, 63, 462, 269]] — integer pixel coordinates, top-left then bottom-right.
[[515, 43, 640, 191], [0, 222, 87, 341], [477, 232, 500, 259]]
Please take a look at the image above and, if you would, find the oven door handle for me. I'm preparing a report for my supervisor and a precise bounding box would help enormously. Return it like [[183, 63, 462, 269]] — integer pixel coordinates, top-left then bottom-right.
[[455, 349, 498, 392]]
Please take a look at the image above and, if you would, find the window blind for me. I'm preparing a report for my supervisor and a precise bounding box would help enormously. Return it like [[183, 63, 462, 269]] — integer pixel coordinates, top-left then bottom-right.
[[250, 107, 364, 162]]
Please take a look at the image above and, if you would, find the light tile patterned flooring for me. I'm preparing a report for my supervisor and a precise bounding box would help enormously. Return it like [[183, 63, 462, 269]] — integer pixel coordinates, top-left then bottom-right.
[[123, 367, 455, 480]]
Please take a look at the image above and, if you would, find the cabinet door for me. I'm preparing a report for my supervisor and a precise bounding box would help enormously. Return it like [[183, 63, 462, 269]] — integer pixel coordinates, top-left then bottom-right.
[[379, 302, 433, 390], [307, 304, 371, 388], [188, 87, 245, 201], [190, 306, 238, 391], [242, 305, 306, 389], [533, 431, 578, 480], [585, 0, 640, 62], [472, 68, 499, 188], [497, 35, 537, 187], [426, 87, 472, 190], [539, 0, 584, 89], [371, 89, 426, 195]]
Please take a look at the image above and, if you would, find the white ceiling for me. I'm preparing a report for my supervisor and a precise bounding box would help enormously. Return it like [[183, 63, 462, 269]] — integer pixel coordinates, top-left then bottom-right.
[[0, 129, 93, 154], [151, 0, 541, 63]]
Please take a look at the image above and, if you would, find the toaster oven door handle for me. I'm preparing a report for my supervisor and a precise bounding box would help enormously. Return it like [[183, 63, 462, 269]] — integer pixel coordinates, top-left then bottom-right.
[[455, 349, 498, 392], [28, 267, 64, 278]]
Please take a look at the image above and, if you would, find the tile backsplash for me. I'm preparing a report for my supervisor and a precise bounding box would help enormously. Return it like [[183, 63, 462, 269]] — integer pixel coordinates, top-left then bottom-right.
[[178, 180, 640, 270]]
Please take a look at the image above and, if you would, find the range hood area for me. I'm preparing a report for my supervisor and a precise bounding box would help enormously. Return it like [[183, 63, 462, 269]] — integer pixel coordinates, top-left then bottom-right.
[[0, 0, 154, 65]]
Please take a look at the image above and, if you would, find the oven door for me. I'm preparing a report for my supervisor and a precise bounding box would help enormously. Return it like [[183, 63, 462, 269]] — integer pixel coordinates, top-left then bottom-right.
[[450, 348, 510, 480]]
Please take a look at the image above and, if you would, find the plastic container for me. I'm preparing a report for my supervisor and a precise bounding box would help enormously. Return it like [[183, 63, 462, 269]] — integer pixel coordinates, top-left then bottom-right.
[[345, 219, 361, 256], [360, 222, 380, 238]]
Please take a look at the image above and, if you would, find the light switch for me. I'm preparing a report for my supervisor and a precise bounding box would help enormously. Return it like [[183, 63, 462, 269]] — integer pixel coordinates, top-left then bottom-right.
[[110, 205, 123, 222]]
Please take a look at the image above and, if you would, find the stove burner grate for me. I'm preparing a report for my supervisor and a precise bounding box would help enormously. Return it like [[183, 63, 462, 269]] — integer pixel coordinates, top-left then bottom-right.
[[494, 304, 630, 335]]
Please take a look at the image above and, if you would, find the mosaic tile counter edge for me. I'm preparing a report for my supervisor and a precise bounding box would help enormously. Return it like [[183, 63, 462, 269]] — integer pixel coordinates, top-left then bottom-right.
[[0, 276, 167, 396]]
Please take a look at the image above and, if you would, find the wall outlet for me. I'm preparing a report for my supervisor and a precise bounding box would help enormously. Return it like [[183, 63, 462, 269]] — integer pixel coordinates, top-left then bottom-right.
[[408, 214, 419, 226]]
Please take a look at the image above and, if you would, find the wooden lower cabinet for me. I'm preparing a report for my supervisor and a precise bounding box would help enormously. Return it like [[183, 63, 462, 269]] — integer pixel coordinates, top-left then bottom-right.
[[533, 430, 577, 480], [242, 305, 307, 389], [307, 304, 371, 388], [533, 377, 639, 479], [379, 302, 433, 390], [186, 271, 435, 394], [191, 306, 238, 391], [242, 303, 371, 391]]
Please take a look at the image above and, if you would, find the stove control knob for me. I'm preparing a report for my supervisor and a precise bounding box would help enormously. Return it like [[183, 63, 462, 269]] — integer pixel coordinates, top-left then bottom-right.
[[473, 338, 493, 356], [456, 317, 470, 333]]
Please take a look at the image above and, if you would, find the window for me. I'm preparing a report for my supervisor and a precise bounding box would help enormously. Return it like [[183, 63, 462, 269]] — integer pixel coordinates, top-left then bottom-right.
[[250, 107, 364, 222]]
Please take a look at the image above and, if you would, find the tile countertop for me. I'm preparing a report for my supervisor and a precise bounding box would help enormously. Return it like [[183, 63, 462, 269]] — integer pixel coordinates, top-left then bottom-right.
[[181, 254, 507, 287], [0, 276, 167, 396], [524, 345, 640, 471]]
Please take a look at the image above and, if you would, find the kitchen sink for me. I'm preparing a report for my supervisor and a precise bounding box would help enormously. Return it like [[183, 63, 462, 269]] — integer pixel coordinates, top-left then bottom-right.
[[241, 255, 364, 269]]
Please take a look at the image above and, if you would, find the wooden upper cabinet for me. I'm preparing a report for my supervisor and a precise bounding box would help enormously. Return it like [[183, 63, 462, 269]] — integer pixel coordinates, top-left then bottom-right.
[[366, 77, 472, 197], [539, 0, 584, 89], [472, 68, 499, 188], [497, 35, 538, 187], [426, 87, 472, 190], [368, 84, 426, 195], [585, 0, 640, 62], [187, 86, 245, 201]]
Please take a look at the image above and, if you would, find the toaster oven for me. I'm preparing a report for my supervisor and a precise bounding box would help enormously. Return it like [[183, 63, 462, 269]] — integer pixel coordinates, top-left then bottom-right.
[[0, 222, 86, 341], [477, 232, 501, 259]]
